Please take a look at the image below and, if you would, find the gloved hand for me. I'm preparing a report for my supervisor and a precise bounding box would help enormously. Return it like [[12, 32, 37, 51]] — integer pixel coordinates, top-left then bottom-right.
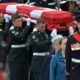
[[32, 27, 37, 32], [22, 17, 31, 26], [51, 34, 63, 43], [4, 14, 11, 22], [69, 26, 74, 35], [50, 28, 57, 38]]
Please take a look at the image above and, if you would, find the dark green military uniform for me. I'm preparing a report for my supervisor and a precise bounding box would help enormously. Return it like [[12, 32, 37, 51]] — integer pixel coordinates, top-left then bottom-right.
[[65, 33, 80, 80], [0, 20, 10, 69], [30, 30, 51, 80], [65, 15, 80, 80], [8, 25, 32, 80]]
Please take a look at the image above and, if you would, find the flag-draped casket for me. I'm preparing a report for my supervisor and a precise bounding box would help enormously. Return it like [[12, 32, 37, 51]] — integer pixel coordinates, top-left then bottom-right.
[[0, 3, 73, 31]]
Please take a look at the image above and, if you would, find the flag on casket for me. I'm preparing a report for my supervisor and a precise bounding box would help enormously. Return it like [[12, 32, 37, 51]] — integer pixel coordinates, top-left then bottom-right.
[[0, 3, 73, 31]]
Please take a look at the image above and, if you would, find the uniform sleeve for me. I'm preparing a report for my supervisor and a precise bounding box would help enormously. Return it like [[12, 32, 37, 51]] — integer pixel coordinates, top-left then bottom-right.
[[10, 26, 32, 39], [49, 56, 57, 80], [65, 37, 72, 73], [4, 22, 10, 36]]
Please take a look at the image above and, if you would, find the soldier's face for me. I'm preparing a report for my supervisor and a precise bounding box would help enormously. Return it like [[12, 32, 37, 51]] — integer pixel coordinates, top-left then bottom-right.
[[73, 20, 77, 28], [77, 22, 80, 31], [0, 13, 4, 24], [13, 18, 23, 27], [37, 22, 46, 32]]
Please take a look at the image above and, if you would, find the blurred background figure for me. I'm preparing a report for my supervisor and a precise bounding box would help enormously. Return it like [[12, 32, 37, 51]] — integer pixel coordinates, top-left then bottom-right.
[[25, 0, 56, 8], [72, 0, 80, 19]]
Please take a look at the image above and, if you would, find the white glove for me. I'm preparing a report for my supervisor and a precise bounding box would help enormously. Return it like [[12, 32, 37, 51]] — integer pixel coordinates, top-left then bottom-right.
[[69, 26, 74, 35], [4, 14, 11, 22], [22, 17, 31, 26], [26, 18, 31, 26], [32, 27, 37, 32], [10, 26, 14, 30], [50, 29, 57, 38], [30, 19, 37, 24], [51, 34, 63, 43], [22, 17, 37, 25]]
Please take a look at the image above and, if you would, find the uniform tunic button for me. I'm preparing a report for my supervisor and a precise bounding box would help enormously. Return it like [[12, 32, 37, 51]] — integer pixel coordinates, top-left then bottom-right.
[[72, 67, 75, 70]]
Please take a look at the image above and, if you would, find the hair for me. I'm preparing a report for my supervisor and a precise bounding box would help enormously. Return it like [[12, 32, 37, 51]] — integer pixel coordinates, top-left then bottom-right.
[[59, 37, 67, 45], [52, 37, 67, 49], [37, 17, 45, 24], [11, 13, 21, 22], [51, 38, 62, 53], [52, 38, 62, 46]]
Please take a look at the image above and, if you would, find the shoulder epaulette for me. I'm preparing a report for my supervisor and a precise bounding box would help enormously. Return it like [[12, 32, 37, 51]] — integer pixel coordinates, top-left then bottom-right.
[[72, 33, 80, 42]]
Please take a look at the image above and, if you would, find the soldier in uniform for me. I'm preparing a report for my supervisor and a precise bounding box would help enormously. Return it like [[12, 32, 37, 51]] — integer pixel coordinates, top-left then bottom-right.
[[65, 15, 80, 80], [8, 13, 32, 80], [0, 11, 10, 70], [30, 17, 51, 80]]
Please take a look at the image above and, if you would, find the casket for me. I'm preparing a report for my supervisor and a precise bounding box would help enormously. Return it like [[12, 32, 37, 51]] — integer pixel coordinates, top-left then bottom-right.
[[0, 3, 73, 31]]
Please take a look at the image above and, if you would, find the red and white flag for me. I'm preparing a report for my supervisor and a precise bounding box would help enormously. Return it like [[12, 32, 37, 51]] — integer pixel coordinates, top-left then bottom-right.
[[0, 2, 73, 31]]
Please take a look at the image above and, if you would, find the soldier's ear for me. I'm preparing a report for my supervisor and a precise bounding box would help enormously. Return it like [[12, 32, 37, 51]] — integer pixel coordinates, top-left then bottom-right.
[[12, 20, 16, 26], [33, 24, 37, 27], [35, 24, 39, 27], [12, 21, 14, 25]]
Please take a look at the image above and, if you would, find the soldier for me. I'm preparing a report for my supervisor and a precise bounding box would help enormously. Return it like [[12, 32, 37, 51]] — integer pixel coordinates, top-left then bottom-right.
[[30, 17, 51, 80], [7, 13, 32, 80], [0, 11, 10, 70], [65, 15, 80, 80]]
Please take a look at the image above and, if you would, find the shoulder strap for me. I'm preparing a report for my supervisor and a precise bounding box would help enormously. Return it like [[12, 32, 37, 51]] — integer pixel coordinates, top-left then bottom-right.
[[72, 33, 80, 42]]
